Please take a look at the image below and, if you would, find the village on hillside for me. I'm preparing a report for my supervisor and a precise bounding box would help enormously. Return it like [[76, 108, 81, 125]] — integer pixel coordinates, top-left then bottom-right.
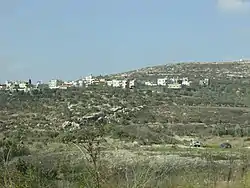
[[0, 74, 210, 92], [1, 60, 250, 92]]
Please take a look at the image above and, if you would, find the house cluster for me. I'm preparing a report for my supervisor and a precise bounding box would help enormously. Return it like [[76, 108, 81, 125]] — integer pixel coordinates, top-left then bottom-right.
[[106, 79, 136, 89], [47, 75, 138, 90], [145, 77, 191, 89], [0, 74, 210, 92], [48, 75, 105, 89], [0, 79, 35, 92], [0, 75, 137, 92]]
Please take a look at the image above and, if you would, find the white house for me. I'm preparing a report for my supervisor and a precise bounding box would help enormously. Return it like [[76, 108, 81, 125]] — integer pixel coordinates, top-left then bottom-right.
[[107, 79, 136, 89], [182, 77, 191, 86], [72, 81, 78, 87], [19, 82, 28, 89], [112, 80, 122, 87], [49, 79, 62, 89], [199, 78, 209, 86], [78, 80, 84, 87], [129, 80, 136, 89], [107, 81, 113, 87], [121, 80, 128, 89], [85, 75, 95, 86], [5, 80, 12, 89], [157, 78, 167, 86]]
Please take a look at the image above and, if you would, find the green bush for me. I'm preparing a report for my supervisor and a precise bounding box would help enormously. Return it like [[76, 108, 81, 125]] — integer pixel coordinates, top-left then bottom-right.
[[0, 139, 30, 162]]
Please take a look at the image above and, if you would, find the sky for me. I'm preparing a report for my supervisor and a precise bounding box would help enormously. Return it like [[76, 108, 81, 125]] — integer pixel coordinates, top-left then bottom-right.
[[0, 0, 250, 82]]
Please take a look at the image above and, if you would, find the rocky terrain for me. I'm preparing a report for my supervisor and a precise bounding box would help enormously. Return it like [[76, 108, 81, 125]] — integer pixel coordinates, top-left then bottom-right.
[[1, 61, 250, 187], [111, 60, 250, 80]]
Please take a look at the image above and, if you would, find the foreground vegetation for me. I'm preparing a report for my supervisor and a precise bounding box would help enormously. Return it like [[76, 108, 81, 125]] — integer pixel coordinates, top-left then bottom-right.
[[2, 62, 250, 187]]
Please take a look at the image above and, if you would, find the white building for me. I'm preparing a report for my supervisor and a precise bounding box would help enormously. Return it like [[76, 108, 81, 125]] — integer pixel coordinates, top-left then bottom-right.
[[5, 80, 12, 89], [182, 77, 191, 86], [121, 80, 128, 89], [36, 81, 42, 88], [78, 80, 84, 87], [199, 78, 209, 86], [106, 79, 123, 88], [49, 79, 61, 89], [107, 81, 113, 87], [112, 80, 122, 87], [99, 78, 106, 83], [72, 81, 78, 87], [157, 78, 167, 86], [85, 75, 95, 86], [106, 79, 136, 89], [129, 80, 136, 88], [19, 82, 28, 89]]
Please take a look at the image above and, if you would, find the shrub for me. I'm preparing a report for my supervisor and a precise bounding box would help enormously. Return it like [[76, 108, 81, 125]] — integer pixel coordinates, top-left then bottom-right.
[[0, 139, 30, 162]]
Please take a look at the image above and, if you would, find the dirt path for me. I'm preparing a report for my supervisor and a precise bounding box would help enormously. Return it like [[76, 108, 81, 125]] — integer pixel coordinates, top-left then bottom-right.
[[188, 105, 250, 111]]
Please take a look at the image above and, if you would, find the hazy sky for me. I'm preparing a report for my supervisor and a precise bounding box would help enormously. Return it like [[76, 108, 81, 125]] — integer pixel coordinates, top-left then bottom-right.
[[0, 0, 250, 82]]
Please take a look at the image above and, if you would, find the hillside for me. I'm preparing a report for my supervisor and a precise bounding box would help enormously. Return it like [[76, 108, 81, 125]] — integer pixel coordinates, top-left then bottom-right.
[[111, 60, 250, 80], [1, 61, 250, 187]]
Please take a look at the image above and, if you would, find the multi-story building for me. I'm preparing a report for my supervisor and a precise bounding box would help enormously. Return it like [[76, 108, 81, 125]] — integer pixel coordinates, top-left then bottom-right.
[[107, 79, 136, 89], [48, 79, 63, 89], [85, 75, 95, 86], [106, 79, 123, 88], [121, 80, 128, 89]]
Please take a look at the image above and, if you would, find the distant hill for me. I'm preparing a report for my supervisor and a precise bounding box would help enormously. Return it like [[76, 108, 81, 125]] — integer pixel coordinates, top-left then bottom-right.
[[107, 60, 250, 82]]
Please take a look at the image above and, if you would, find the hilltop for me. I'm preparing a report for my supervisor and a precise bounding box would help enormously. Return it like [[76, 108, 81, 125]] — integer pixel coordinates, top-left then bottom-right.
[[1, 60, 250, 187], [109, 60, 250, 80]]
